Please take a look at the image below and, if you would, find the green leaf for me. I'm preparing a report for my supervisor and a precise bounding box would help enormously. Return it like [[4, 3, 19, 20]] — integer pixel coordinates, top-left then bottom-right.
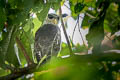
[[59, 43, 70, 56], [104, 20, 111, 32], [86, 17, 104, 53], [34, 57, 102, 80], [23, 0, 34, 11], [0, 1, 6, 32], [118, 3, 120, 16], [74, 3, 85, 14], [69, 0, 96, 19], [36, 3, 51, 23], [84, 0, 96, 8], [69, 1, 79, 19], [23, 19, 34, 32], [5, 35, 19, 67], [0, 26, 19, 68], [104, 3, 120, 34], [82, 13, 96, 29], [32, 17, 42, 36], [95, 0, 103, 8], [72, 44, 87, 53], [0, 68, 10, 76], [51, 2, 60, 11], [18, 19, 34, 66], [18, 30, 34, 66]]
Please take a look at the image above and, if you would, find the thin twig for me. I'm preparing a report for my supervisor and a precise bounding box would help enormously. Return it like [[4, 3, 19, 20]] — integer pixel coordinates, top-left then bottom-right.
[[85, 12, 96, 18], [79, 15, 84, 19], [72, 16, 79, 41], [16, 37, 34, 65], [105, 35, 112, 41], [78, 15, 86, 46], [59, 6, 73, 55], [64, 4, 70, 10]]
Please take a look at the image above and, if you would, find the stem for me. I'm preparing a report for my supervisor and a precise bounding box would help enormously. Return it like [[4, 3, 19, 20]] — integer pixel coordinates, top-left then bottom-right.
[[59, 6, 73, 55], [72, 16, 79, 41], [78, 15, 86, 46], [16, 37, 33, 65]]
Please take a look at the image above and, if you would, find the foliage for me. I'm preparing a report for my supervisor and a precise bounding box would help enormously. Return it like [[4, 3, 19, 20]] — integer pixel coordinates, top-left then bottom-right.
[[0, 0, 120, 80]]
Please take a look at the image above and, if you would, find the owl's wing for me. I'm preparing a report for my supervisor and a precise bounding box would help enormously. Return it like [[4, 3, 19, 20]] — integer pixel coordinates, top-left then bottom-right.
[[51, 28, 61, 56], [34, 42, 42, 62], [34, 24, 61, 63]]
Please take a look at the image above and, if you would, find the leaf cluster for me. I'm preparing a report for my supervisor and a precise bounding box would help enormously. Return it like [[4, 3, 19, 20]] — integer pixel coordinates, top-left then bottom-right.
[[0, 0, 120, 80]]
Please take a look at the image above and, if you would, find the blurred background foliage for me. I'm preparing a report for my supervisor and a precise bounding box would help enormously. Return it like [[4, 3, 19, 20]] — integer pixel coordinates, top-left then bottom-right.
[[0, 0, 120, 80]]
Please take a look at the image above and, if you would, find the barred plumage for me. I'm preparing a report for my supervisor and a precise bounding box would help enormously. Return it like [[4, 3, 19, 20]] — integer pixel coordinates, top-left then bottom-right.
[[34, 13, 61, 63], [34, 13, 68, 64], [34, 24, 61, 63]]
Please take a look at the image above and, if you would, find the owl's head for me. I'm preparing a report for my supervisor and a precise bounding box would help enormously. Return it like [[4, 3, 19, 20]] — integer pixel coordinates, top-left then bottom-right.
[[44, 13, 68, 25]]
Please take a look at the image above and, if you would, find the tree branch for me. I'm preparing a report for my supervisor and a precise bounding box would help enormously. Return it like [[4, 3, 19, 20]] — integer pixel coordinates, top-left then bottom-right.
[[78, 15, 87, 46], [0, 64, 37, 80], [72, 16, 79, 41], [59, 6, 73, 55], [66, 53, 120, 62], [16, 37, 34, 65], [0, 53, 120, 80]]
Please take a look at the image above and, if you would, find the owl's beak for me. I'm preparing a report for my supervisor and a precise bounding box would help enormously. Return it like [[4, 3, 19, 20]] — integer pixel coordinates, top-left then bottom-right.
[[54, 19, 58, 24]]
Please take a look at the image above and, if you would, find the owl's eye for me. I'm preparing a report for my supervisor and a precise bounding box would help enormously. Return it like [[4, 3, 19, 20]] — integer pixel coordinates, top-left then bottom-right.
[[48, 14, 54, 19], [48, 16, 54, 19]]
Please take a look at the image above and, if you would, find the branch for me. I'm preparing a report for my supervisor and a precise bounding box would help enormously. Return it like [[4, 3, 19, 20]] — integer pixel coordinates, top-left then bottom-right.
[[78, 15, 87, 47], [72, 16, 79, 41], [0, 64, 37, 80], [16, 37, 34, 65], [65, 53, 120, 62], [59, 7, 73, 55], [0, 53, 120, 79], [64, 4, 70, 10], [85, 12, 96, 18]]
